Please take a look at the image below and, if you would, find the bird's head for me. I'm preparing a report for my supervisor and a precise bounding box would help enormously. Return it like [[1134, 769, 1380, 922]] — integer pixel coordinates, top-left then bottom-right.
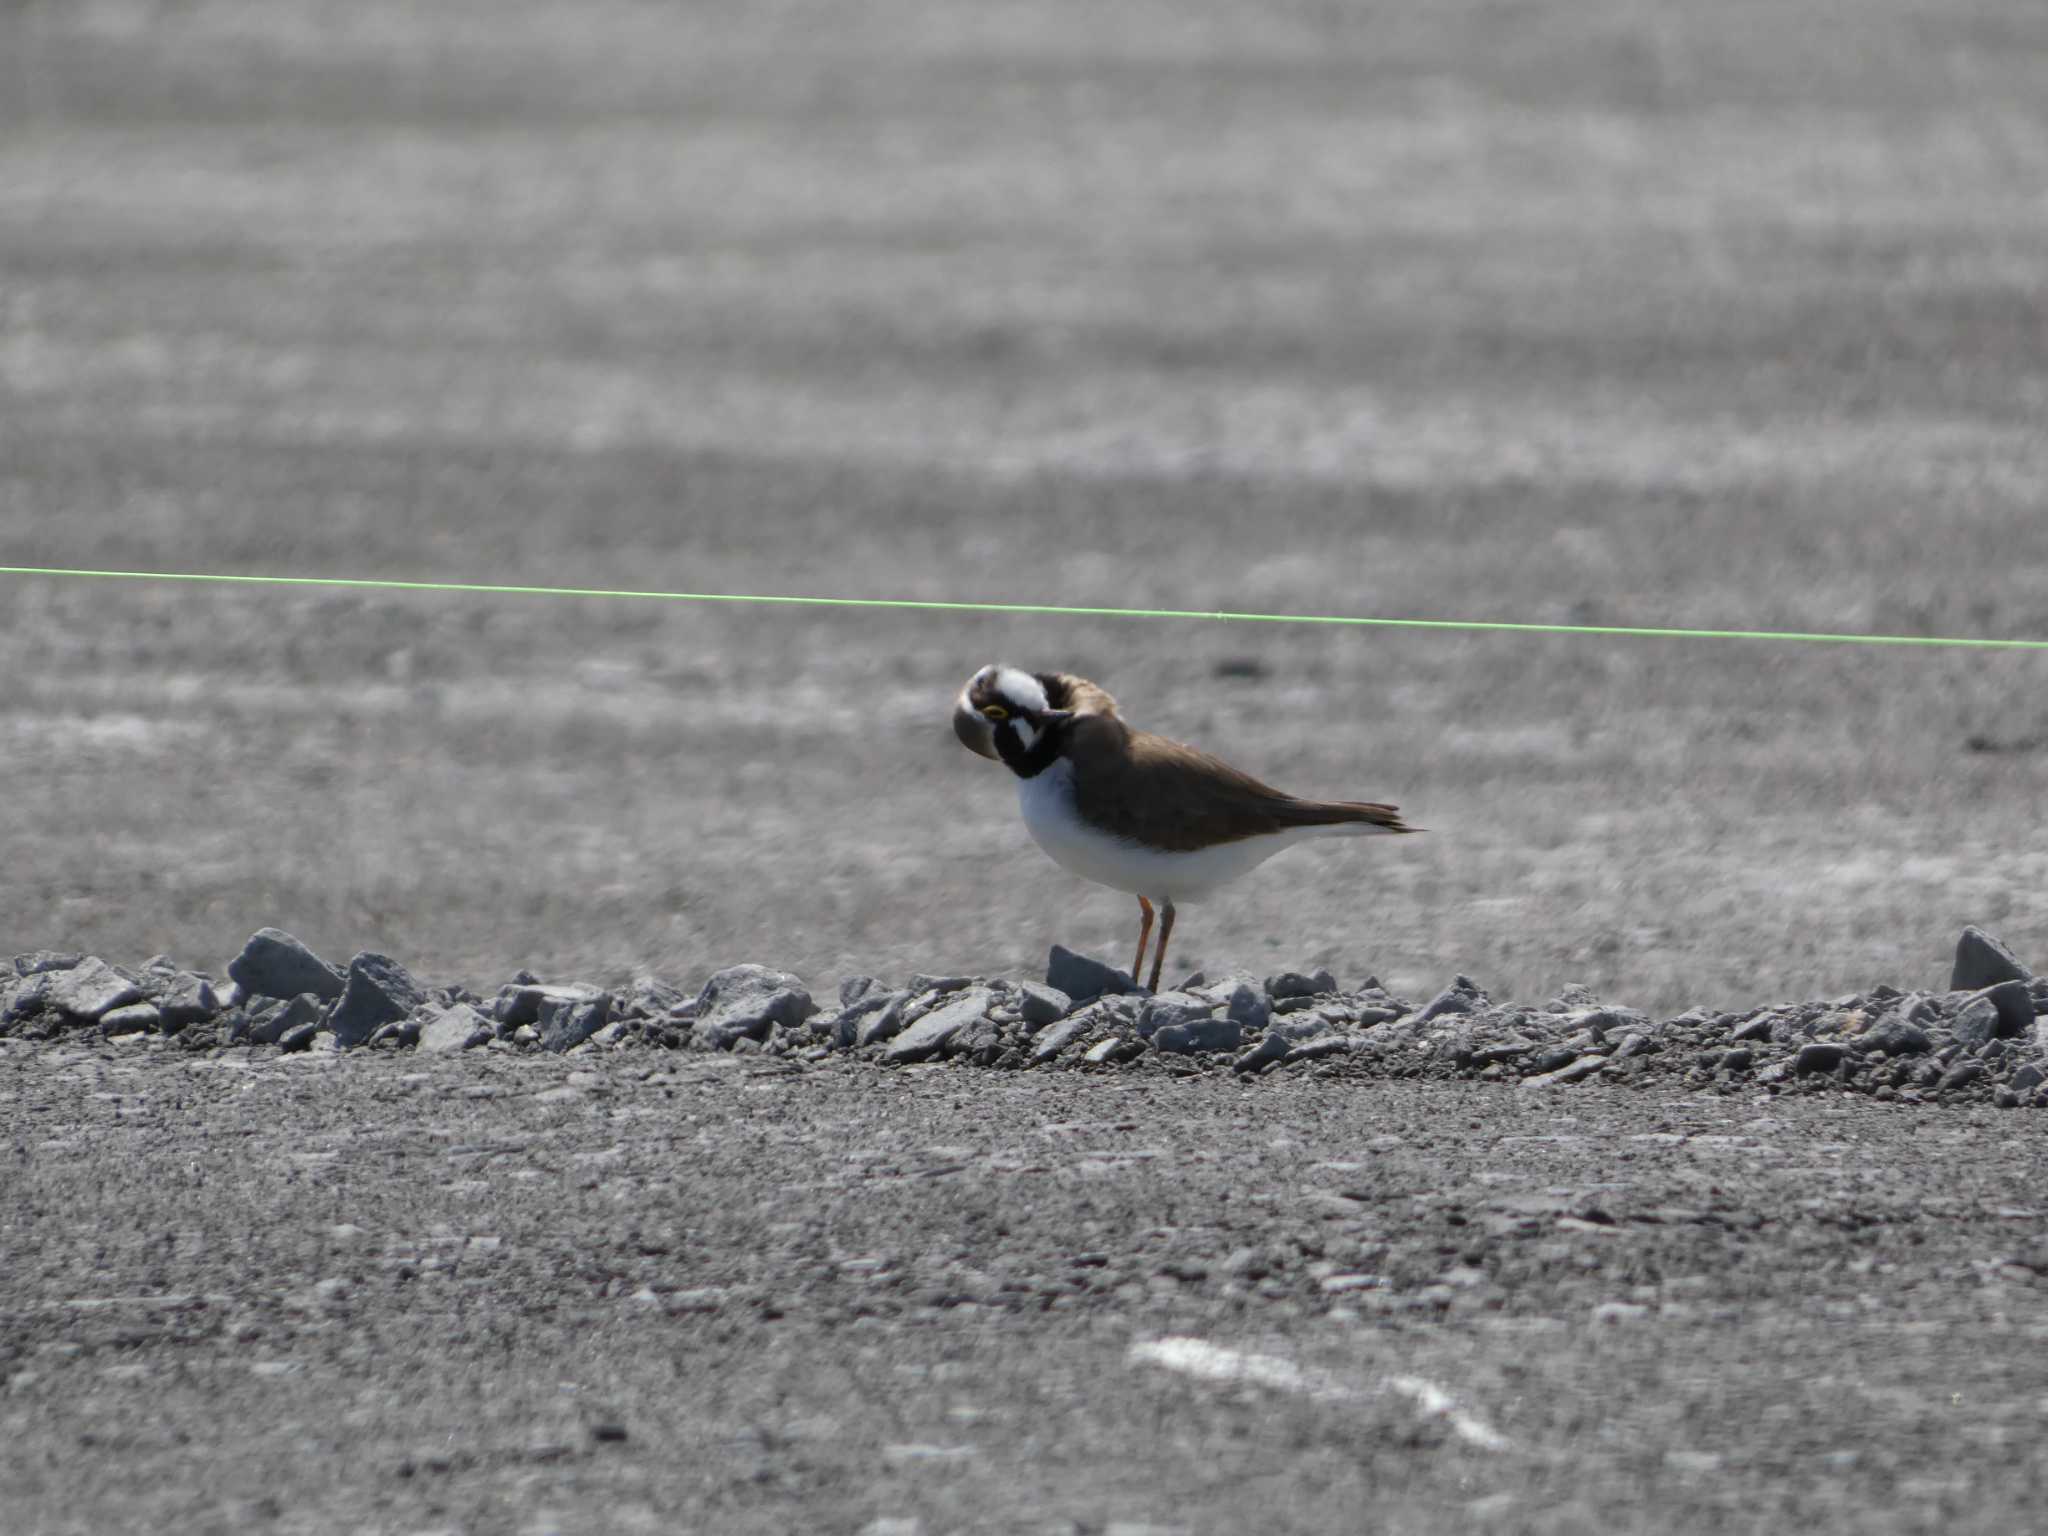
[[952, 664, 1075, 762]]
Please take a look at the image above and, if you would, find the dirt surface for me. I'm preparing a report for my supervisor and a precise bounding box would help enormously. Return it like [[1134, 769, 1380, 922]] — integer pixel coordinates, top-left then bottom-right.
[[6, 1037, 2047, 1534], [4, 5, 2046, 1527], [5, 0, 2047, 1016]]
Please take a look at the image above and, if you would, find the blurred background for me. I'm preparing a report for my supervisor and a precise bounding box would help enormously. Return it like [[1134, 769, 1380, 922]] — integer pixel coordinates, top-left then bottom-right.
[[2, 0, 2044, 1012]]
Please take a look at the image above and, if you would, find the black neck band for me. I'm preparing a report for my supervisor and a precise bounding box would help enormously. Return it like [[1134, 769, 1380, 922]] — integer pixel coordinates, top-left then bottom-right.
[[993, 718, 1063, 779]]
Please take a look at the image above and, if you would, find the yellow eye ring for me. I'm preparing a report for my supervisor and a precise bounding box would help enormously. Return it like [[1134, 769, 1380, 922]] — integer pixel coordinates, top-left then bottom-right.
[[982, 705, 1009, 721]]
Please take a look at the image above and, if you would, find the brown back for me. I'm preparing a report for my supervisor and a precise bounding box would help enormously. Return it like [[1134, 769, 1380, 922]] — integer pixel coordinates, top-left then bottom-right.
[[1062, 712, 1411, 851]]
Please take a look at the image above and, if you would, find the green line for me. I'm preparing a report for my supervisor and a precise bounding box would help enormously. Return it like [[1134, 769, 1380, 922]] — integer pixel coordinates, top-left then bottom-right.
[[2, 564, 2042, 651]]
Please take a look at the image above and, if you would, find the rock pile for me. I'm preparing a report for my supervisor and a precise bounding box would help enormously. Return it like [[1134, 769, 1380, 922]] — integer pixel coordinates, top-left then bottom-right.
[[4, 925, 2046, 1107]]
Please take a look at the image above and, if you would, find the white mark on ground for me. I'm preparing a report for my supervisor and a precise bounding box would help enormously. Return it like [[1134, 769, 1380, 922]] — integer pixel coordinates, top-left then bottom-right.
[[1126, 1337, 1350, 1403], [1130, 1338, 1512, 1452], [880, 1443, 978, 1464], [1385, 1375, 1514, 1452]]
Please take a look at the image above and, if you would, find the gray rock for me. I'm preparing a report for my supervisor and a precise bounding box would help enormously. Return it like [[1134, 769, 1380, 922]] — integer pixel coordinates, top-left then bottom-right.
[[1224, 982, 1271, 1032], [1046, 946, 1137, 1005], [47, 958, 146, 1021], [1529, 1045, 1581, 1075], [1862, 1018, 1932, 1056], [1953, 927, 2032, 991], [277, 1020, 321, 1052], [1153, 1017, 1243, 1054], [1082, 1036, 1140, 1065], [327, 953, 428, 1048], [494, 982, 607, 1027], [1555, 1052, 1610, 1081], [1271, 993, 1330, 1015], [1976, 980, 2035, 1038], [1414, 977, 1487, 1024], [13, 951, 82, 977], [942, 1016, 1005, 1060], [227, 929, 344, 1004], [1029, 1014, 1094, 1063], [1188, 971, 1250, 1003], [417, 1003, 494, 1054], [1471, 1039, 1536, 1067], [2011, 1062, 2046, 1094], [844, 991, 908, 1048], [1134, 991, 1213, 1039], [1574, 1007, 1652, 1039], [1232, 1016, 1326, 1072], [1264, 969, 1336, 1000], [1952, 997, 2003, 1049], [1898, 993, 1944, 1025], [1729, 1014, 1774, 1043], [1231, 1041, 1280, 1074], [248, 993, 324, 1045], [1938, 1060, 1986, 1092], [838, 975, 878, 1007], [1521, 1054, 1608, 1088], [1795, 1042, 1848, 1074], [882, 989, 995, 1065], [1716, 1048, 1754, 1073], [1282, 1035, 1360, 1065], [157, 973, 220, 1028], [693, 965, 816, 1050], [98, 1002, 159, 1036], [1017, 982, 1071, 1028], [3, 973, 51, 1023], [539, 995, 611, 1054], [906, 974, 974, 998], [625, 977, 688, 1019], [1220, 1245, 1269, 1277], [1091, 993, 1142, 1026]]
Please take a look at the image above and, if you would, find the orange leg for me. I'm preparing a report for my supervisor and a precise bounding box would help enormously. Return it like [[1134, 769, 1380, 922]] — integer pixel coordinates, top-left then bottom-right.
[[1147, 902, 1177, 993], [1130, 895, 1155, 983]]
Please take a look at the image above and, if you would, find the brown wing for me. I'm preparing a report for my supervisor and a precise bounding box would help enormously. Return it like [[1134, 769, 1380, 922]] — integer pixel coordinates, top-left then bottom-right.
[[1063, 716, 1412, 852]]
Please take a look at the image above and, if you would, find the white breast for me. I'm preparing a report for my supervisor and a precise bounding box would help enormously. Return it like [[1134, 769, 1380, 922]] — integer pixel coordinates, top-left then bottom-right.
[[1015, 759, 1328, 902]]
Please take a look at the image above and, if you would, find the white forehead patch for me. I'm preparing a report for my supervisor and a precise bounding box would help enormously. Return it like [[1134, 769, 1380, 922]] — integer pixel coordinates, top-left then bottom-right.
[[990, 666, 1049, 714]]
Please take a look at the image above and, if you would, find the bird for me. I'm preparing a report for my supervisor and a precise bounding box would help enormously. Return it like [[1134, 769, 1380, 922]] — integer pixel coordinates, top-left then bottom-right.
[[952, 664, 1418, 992]]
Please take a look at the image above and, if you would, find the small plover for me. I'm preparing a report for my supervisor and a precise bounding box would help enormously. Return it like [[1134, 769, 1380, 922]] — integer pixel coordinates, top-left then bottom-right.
[[953, 664, 1417, 990]]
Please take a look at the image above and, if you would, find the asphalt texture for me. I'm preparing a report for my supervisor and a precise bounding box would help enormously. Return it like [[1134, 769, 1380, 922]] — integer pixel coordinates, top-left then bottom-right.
[[6, 1039, 2047, 1535]]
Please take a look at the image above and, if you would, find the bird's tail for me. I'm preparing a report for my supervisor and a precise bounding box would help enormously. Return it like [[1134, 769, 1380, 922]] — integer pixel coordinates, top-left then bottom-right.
[[1283, 800, 1419, 835]]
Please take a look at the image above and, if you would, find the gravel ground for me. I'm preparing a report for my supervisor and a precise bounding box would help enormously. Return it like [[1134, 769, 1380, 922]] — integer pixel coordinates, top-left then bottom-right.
[[7, 931, 2048, 1534]]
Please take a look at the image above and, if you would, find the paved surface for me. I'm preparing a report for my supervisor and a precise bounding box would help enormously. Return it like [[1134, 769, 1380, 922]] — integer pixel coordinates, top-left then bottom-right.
[[6, 1038, 2047, 1534]]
